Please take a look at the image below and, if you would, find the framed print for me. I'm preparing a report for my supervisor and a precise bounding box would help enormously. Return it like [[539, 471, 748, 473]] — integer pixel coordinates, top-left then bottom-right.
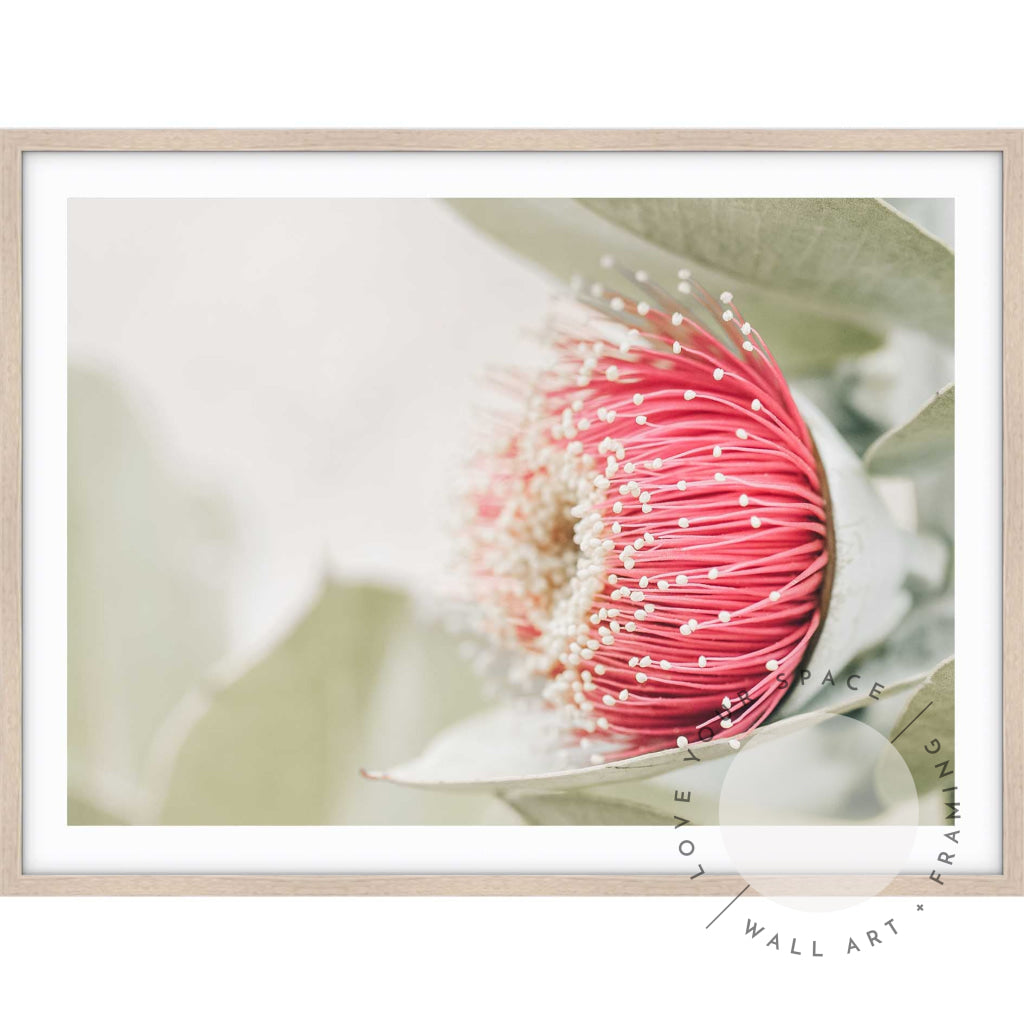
[[0, 129, 1020, 895]]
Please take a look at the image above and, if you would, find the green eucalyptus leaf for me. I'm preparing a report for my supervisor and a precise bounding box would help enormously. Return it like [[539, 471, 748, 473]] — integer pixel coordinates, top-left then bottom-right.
[[578, 198, 953, 342], [157, 580, 493, 825], [863, 383, 954, 474], [446, 198, 881, 376], [886, 657, 954, 799]]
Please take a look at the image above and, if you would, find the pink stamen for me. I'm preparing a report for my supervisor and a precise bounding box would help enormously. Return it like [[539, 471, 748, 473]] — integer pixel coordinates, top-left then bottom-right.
[[462, 268, 831, 763]]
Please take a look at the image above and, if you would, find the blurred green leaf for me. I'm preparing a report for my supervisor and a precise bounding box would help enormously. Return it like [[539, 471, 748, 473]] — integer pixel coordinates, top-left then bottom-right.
[[68, 368, 231, 824], [884, 198, 954, 247], [67, 795, 127, 826], [864, 383, 954, 474], [886, 657, 954, 798], [158, 580, 493, 825], [579, 198, 953, 342], [503, 791, 668, 826], [846, 593, 953, 704], [446, 198, 882, 376]]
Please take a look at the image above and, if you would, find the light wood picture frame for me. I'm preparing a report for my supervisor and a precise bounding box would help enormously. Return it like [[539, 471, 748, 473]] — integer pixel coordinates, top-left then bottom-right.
[[1, 129, 1020, 896]]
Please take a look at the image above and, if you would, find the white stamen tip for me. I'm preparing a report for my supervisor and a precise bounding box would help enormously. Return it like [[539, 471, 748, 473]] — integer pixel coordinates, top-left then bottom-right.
[[769, 590, 781, 602], [677, 517, 689, 529], [675, 574, 688, 586], [713, 368, 725, 381], [720, 291, 733, 304], [671, 312, 684, 326], [684, 390, 696, 401], [739, 494, 749, 507], [698, 655, 708, 668], [718, 610, 731, 623], [751, 398, 762, 411], [676, 735, 688, 748], [729, 738, 741, 749], [634, 270, 648, 283], [722, 310, 734, 322], [766, 659, 780, 671], [750, 516, 762, 528], [600, 254, 615, 269]]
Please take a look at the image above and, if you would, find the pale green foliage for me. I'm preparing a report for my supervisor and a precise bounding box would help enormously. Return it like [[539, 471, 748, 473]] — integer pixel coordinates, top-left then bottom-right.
[[158, 581, 494, 825], [886, 658, 955, 799], [864, 384, 955, 474], [578, 198, 953, 341], [447, 196, 954, 375], [447, 197, 884, 375]]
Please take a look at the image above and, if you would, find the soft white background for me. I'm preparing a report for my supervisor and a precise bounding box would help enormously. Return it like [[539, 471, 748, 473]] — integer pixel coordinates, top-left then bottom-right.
[[2, 2, 1021, 1022], [69, 197, 550, 661]]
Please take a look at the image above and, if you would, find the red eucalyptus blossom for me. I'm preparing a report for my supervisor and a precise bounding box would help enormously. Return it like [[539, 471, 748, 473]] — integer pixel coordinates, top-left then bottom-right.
[[462, 263, 833, 764]]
